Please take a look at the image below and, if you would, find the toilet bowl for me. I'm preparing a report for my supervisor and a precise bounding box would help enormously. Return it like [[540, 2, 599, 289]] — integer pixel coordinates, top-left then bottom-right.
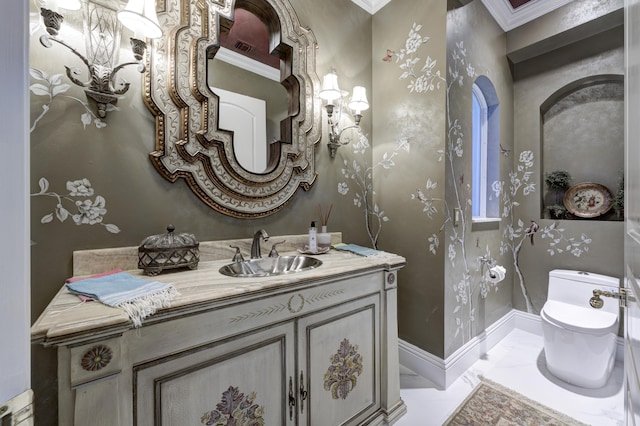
[[540, 269, 619, 389]]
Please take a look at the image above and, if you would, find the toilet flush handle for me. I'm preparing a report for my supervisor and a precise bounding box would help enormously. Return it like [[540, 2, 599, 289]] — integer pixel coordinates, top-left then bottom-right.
[[589, 292, 604, 309], [590, 288, 629, 308]]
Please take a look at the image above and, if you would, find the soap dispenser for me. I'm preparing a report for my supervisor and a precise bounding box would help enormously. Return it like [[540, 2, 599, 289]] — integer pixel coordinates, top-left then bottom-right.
[[308, 221, 318, 253]]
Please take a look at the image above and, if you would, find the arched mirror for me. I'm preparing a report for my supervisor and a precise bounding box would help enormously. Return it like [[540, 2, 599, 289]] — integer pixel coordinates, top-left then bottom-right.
[[143, 0, 321, 218]]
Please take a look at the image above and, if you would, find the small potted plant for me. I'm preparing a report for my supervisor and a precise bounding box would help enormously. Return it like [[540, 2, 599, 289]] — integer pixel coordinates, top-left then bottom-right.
[[545, 204, 567, 220], [544, 170, 572, 219]]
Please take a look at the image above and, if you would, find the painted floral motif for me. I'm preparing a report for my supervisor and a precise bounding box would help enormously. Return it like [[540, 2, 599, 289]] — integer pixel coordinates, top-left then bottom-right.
[[201, 386, 265, 426], [403, 22, 593, 337], [343, 21, 595, 344], [336, 22, 446, 248], [30, 67, 113, 131], [478, 246, 499, 299], [395, 23, 444, 94], [32, 177, 120, 234], [410, 38, 475, 341], [408, 38, 471, 240], [323, 338, 364, 400], [80, 345, 113, 371], [338, 133, 391, 249], [495, 151, 592, 313]]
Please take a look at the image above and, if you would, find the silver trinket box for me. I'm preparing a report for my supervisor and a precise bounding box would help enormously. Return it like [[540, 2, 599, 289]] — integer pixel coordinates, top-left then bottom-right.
[[138, 225, 199, 276]]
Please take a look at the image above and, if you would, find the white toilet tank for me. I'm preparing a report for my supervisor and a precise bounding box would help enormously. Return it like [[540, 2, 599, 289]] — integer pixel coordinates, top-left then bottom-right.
[[548, 269, 620, 314]]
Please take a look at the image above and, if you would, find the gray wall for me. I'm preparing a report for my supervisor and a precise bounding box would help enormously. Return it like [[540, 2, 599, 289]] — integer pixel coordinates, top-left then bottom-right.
[[29, 0, 372, 421], [444, 1, 515, 358], [372, 0, 448, 357]]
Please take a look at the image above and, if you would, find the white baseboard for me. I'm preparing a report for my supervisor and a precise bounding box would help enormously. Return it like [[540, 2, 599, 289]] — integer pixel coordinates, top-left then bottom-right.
[[399, 308, 623, 389]]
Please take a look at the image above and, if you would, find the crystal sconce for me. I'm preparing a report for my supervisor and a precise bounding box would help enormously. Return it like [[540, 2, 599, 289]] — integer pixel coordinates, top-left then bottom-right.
[[39, 0, 162, 118], [318, 70, 369, 158]]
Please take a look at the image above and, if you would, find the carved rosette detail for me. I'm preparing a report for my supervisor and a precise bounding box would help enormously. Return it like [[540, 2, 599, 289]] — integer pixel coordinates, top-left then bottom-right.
[[323, 338, 363, 400], [80, 345, 113, 371], [201, 386, 265, 425], [387, 272, 396, 285]]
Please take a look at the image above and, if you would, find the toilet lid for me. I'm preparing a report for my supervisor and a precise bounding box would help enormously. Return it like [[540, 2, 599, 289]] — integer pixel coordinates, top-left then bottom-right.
[[541, 300, 618, 334]]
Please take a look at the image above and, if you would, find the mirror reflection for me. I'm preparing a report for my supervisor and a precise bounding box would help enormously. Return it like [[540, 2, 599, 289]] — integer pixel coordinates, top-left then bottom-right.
[[208, 7, 289, 174]]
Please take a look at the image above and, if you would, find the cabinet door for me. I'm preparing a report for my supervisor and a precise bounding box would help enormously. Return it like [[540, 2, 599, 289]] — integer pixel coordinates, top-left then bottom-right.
[[134, 322, 295, 426], [297, 293, 380, 426]]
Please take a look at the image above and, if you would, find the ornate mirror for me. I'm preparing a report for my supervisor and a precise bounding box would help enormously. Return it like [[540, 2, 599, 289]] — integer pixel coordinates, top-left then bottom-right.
[[144, 0, 321, 218]]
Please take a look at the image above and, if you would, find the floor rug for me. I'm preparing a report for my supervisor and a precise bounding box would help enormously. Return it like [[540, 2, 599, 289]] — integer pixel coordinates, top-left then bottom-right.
[[444, 377, 588, 425]]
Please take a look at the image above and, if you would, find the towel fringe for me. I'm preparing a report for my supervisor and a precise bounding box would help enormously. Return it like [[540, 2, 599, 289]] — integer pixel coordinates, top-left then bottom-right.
[[116, 287, 180, 328]]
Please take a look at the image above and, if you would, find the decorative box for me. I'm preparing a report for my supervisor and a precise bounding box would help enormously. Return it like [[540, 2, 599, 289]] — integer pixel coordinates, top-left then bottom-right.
[[138, 225, 199, 276]]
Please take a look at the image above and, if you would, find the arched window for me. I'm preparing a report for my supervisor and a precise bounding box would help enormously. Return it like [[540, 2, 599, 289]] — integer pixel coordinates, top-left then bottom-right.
[[472, 76, 500, 222]]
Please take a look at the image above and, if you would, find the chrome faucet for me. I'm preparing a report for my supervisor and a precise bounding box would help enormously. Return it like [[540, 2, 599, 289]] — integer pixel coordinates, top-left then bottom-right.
[[251, 229, 269, 259]]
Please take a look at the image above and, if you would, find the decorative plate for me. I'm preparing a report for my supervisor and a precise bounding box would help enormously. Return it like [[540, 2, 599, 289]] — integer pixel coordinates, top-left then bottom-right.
[[563, 182, 613, 218]]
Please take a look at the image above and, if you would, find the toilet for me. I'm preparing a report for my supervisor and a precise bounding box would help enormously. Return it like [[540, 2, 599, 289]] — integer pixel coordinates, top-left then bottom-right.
[[540, 269, 620, 389]]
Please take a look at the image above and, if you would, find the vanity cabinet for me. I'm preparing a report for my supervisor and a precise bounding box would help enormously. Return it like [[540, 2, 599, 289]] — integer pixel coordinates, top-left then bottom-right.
[[32, 248, 406, 426], [133, 292, 379, 426]]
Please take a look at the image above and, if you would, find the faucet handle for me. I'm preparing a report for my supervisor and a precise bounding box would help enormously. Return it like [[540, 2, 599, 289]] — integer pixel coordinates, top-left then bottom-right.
[[230, 245, 245, 262], [268, 240, 286, 257]]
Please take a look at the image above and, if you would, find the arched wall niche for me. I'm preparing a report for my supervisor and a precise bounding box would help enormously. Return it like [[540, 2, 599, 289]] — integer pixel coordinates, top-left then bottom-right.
[[540, 74, 624, 220]]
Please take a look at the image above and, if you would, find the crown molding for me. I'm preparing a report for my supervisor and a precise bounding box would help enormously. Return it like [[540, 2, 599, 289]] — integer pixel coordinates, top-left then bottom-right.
[[352, 0, 572, 25], [350, 0, 392, 15], [214, 47, 280, 82], [481, 0, 574, 31]]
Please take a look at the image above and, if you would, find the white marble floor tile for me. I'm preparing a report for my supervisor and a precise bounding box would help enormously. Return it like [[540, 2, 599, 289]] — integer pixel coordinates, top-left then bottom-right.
[[396, 329, 624, 426]]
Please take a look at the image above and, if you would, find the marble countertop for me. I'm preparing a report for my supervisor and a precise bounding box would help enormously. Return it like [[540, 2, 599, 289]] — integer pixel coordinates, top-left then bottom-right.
[[31, 245, 405, 347]]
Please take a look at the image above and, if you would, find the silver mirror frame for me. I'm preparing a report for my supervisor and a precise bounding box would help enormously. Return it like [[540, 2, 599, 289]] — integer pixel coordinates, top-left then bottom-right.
[[143, 0, 321, 218]]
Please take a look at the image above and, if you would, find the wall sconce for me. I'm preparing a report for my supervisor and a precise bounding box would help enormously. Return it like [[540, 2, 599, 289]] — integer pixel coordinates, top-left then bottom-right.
[[39, 0, 162, 118], [319, 70, 369, 158]]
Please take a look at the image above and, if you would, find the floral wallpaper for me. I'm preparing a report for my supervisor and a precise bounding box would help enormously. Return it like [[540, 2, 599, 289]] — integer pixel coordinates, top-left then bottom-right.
[[30, 68, 110, 131], [367, 12, 598, 353], [29, 19, 121, 241], [495, 151, 591, 314], [338, 133, 390, 249], [31, 177, 120, 236]]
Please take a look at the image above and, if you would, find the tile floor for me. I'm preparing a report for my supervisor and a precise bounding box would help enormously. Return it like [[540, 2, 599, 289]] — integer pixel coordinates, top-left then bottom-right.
[[396, 329, 625, 426]]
